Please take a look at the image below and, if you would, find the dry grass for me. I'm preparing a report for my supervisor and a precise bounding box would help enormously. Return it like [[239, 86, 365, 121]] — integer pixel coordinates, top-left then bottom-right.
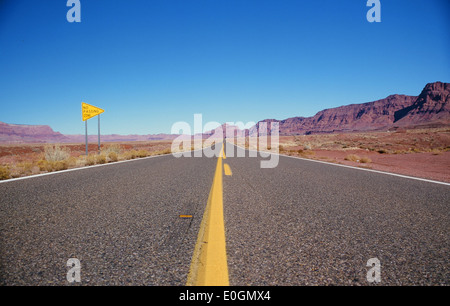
[[107, 151, 118, 162], [360, 156, 372, 163], [276, 128, 450, 155], [52, 160, 69, 171], [343, 154, 372, 163], [0, 165, 10, 180], [431, 149, 443, 155], [154, 148, 171, 155], [121, 150, 138, 160], [17, 161, 34, 175], [44, 144, 70, 162], [37, 160, 69, 172], [136, 150, 149, 158], [345, 154, 361, 162], [96, 154, 107, 164], [85, 154, 97, 166], [101, 144, 121, 155]]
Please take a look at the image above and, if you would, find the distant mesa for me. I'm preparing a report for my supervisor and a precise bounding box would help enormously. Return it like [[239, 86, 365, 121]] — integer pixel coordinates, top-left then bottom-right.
[[203, 81, 449, 137], [0, 82, 449, 143], [0, 122, 69, 143], [0, 122, 181, 143], [250, 81, 449, 135], [393, 82, 450, 126]]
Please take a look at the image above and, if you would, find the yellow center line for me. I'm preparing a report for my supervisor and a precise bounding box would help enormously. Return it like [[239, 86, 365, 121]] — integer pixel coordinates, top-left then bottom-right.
[[186, 144, 229, 286], [224, 163, 232, 176]]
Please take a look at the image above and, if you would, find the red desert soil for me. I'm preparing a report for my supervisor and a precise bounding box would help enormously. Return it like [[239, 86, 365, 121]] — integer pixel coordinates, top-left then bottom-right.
[[277, 128, 450, 183], [311, 149, 450, 183], [0, 141, 173, 177]]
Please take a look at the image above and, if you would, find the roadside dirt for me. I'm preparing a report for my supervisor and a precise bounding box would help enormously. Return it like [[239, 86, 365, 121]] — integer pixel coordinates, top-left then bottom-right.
[[306, 149, 450, 183], [278, 128, 450, 183], [0, 141, 174, 179]]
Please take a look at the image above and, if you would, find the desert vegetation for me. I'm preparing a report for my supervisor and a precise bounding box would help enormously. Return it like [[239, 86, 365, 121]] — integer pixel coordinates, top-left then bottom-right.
[[271, 128, 450, 182], [280, 128, 450, 153], [1, 128, 449, 182], [344, 154, 372, 164], [0, 141, 178, 180], [272, 128, 450, 157], [230, 127, 450, 182]]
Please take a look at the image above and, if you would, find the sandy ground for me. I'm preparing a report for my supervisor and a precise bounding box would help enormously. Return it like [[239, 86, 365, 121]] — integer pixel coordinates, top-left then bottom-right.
[[0, 141, 174, 179], [0, 141, 173, 162], [302, 149, 450, 183], [276, 128, 450, 183]]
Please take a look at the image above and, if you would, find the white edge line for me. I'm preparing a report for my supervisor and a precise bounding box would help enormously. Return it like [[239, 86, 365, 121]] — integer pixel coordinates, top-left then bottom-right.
[[3, 144, 448, 187], [0, 151, 183, 184], [229, 142, 450, 186], [0, 148, 206, 184]]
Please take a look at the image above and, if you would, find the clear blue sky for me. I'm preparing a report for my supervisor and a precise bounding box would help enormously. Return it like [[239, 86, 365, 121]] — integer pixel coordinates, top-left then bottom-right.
[[0, 0, 449, 135]]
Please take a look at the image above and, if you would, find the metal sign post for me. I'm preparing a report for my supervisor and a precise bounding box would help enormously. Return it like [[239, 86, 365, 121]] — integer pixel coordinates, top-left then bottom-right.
[[98, 114, 101, 154], [85, 120, 88, 156], [81, 102, 105, 156]]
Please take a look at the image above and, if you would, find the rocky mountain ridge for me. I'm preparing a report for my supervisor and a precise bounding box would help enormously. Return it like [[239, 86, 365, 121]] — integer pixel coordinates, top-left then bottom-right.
[[1, 82, 448, 143]]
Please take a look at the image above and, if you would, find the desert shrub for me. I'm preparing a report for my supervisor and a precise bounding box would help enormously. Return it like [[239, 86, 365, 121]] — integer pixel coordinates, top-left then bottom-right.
[[85, 154, 97, 166], [17, 162, 34, 175], [0, 166, 10, 180], [37, 159, 68, 172], [107, 151, 118, 162], [66, 156, 78, 168], [37, 160, 53, 172], [52, 160, 68, 171], [75, 156, 87, 167], [136, 150, 149, 158], [96, 154, 107, 164], [122, 150, 138, 160], [155, 148, 171, 155], [102, 144, 121, 155], [360, 157, 372, 163], [44, 144, 70, 162], [345, 154, 360, 162], [430, 149, 442, 155], [377, 149, 388, 154]]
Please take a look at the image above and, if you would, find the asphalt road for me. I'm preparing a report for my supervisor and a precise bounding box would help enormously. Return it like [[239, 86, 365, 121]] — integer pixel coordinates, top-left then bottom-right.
[[223, 142, 449, 285], [0, 153, 216, 285], [0, 143, 449, 285]]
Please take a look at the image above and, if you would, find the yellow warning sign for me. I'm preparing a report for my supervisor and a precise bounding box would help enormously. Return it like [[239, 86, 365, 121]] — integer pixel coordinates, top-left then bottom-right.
[[82, 102, 104, 121]]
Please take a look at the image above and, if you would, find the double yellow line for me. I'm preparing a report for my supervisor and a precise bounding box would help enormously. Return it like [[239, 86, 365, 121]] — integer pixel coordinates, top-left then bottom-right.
[[186, 144, 230, 286]]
